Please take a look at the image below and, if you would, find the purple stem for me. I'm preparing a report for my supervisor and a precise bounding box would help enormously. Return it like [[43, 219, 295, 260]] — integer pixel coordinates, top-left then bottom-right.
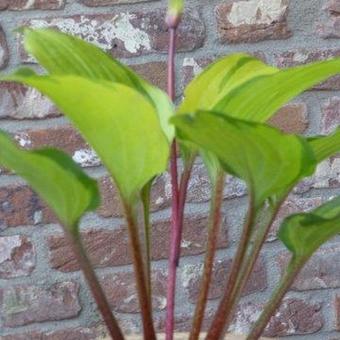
[[166, 26, 180, 340]]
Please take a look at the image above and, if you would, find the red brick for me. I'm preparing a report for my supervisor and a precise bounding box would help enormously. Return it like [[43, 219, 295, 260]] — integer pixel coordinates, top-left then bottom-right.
[[80, 0, 158, 6], [0, 281, 81, 327], [98, 174, 171, 218], [20, 10, 205, 60], [0, 235, 35, 279], [0, 185, 44, 229], [275, 49, 340, 90], [216, 0, 291, 44], [131, 61, 167, 92], [267, 197, 322, 242], [269, 103, 308, 134], [0, 82, 59, 120], [101, 270, 167, 313], [13, 126, 99, 168], [326, 0, 340, 14], [321, 96, 340, 134], [48, 216, 228, 272], [183, 257, 267, 304], [0, 325, 107, 340], [0, 0, 65, 10], [0, 25, 9, 69], [264, 298, 323, 337], [229, 299, 323, 337], [278, 246, 340, 291]]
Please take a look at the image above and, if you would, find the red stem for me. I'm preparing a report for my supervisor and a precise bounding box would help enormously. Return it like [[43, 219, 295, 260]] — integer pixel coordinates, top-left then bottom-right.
[[166, 26, 180, 340], [64, 229, 124, 340]]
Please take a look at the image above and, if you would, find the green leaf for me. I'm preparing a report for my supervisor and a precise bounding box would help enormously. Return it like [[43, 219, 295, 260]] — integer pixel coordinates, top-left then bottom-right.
[[172, 111, 316, 208], [0, 131, 99, 229], [179, 54, 340, 123], [5, 69, 169, 204], [307, 128, 340, 162], [214, 58, 340, 122], [22, 28, 174, 142], [178, 53, 277, 118], [279, 196, 340, 259]]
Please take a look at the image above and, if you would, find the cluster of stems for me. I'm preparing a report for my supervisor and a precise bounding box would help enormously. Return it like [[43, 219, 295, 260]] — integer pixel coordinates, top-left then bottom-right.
[[60, 7, 307, 340]]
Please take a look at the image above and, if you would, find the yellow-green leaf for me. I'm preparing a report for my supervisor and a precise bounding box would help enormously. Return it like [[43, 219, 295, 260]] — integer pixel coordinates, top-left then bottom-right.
[[5, 69, 169, 204], [0, 131, 99, 229]]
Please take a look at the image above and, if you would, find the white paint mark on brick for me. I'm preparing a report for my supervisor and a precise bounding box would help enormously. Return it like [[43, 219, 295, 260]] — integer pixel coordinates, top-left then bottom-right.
[[0, 236, 21, 263], [183, 57, 203, 76], [28, 13, 151, 54], [72, 149, 100, 167], [227, 0, 288, 26]]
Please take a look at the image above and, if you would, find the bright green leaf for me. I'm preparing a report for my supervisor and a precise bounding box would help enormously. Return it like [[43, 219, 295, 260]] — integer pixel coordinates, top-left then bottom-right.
[[178, 53, 277, 118], [22, 28, 174, 142], [307, 127, 340, 162], [179, 54, 340, 123], [279, 196, 340, 259], [5, 69, 169, 204], [214, 58, 340, 122], [172, 111, 316, 208], [0, 131, 99, 229]]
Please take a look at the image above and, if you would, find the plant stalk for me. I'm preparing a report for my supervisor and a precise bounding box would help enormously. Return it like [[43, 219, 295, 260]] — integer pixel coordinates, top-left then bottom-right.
[[175, 154, 196, 266], [206, 196, 255, 339], [217, 199, 286, 331], [247, 257, 304, 340], [124, 203, 156, 340], [190, 171, 225, 340], [141, 182, 153, 302], [64, 228, 124, 340], [166, 21, 183, 339]]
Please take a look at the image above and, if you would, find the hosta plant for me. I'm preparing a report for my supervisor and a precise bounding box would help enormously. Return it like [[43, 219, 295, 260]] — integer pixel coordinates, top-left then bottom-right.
[[1, 0, 340, 339]]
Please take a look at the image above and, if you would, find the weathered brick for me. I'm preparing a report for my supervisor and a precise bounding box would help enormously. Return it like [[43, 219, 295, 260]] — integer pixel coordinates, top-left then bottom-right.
[[275, 49, 340, 90], [48, 216, 228, 272], [0, 185, 44, 229], [0, 26, 9, 69], [326, 0, 340, 14], [0, 0, 65, 10], [0, 281, 81, 327], [13, 126, 100, 168], [0, 235, 35, 279], [310, 157, 340, 189], [278, 246, 340, 291], [98, 173, 171, 218], [216, 0, 291, 44], [131, 61, 167, 92], [269, 103, 308, 134], [80, 0, 158, 6], [267, 197, 322, 242], [335, 294, 340, 331], [317, 0, 340, 39], [20, 10, 205, 61], [101, 270, 167, 313], [183, 257, 267, 304], [0, 82, 59, 120], [264, 299, 323, 337], [321, 97, 340, 134], [0, 325, 107, 340], [229, 299, 323, 337]]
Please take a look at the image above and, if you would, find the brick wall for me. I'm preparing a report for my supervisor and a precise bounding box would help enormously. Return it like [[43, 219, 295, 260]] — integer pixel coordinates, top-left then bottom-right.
[[0, 0, 340, 339]]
